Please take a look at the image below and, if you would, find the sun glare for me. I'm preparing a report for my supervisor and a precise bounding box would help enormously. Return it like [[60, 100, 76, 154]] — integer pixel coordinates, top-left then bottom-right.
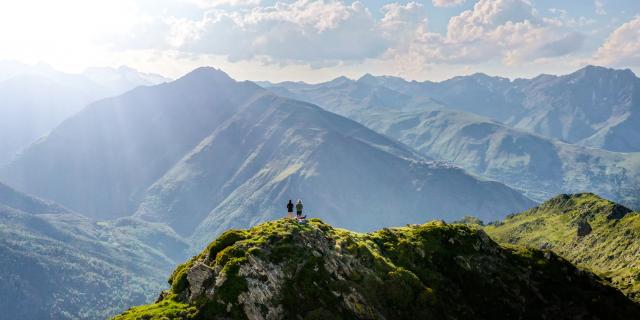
[[0, 0, 138, 71]]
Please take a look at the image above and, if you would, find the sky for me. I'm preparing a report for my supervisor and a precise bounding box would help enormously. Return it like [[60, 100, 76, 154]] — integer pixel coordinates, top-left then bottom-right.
[[0, 0, 639, 82]]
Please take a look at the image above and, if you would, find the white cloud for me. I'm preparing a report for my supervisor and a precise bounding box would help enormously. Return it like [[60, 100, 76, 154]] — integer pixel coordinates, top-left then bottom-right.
[[123, 1, 430, 66], [593, 17, 640, 67], [432, 0, 466, 8], [182, 1, 386, 63], [380, 2, 427, 42], [113, 0, 585, 73], [387, 0, 584, 67], [594, 1, 606, 15], [181, 0, 260, 8]]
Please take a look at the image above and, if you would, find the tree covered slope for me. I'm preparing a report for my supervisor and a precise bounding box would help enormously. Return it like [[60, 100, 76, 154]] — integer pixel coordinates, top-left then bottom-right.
[[485, 193, 640, 303], [0, 181, 189, 319], [115, 219, 639, 320]]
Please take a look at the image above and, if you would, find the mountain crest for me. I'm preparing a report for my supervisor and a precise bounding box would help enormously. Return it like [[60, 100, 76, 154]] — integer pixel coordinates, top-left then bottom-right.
[[569, 65, 637, 81], [115, 218, 640, 320], [537, 193, 632, 221], [357, 73, 378, 84], [485, 194, 640, 302], [176, 66, 235, 85]]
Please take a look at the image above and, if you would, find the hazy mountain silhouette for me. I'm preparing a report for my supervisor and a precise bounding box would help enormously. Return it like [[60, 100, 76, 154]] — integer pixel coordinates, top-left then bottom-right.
[[0, 62, 169, 164], [1, 67, 534, 243]]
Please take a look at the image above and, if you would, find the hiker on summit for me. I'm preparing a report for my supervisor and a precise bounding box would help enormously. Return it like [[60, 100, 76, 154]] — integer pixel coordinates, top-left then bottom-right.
[[286, 200, 294, 218], [296, 200, 305, 220]]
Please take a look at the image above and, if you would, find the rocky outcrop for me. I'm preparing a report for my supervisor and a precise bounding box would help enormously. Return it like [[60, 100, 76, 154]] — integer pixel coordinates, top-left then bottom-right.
[[186, 262, 214, 301], [115, 218, 640, 320], [577, 220, 592, 237]]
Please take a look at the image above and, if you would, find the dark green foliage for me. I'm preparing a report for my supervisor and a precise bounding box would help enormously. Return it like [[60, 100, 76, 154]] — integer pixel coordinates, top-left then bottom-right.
[[204, 229, 247, 261], [217, 257, 249, 303], [169, 256, 197, 293]]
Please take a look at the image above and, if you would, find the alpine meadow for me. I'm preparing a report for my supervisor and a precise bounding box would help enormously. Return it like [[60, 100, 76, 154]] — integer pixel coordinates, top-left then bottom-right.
[[0, 0, 639, 319]]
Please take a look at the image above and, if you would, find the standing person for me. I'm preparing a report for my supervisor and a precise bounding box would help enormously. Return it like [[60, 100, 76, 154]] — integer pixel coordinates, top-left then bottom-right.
[[296, 200, 304, 218], [286, 200, 294, 219]]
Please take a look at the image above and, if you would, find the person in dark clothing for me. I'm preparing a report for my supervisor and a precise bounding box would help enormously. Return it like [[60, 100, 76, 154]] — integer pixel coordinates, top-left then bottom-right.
[[287, 200, 294, 219]]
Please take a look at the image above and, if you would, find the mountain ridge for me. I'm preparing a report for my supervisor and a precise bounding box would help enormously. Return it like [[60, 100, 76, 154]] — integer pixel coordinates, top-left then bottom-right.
[[115, 218, 640, 320], [484, 193, 640, 302], [264, 65, 640, 152], [1, 67, 534, 241]]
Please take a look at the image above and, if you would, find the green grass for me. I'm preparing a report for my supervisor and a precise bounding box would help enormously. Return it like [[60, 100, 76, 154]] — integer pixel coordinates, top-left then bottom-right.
[[484, 193, 640, 302], [113, 295, 197, 320]]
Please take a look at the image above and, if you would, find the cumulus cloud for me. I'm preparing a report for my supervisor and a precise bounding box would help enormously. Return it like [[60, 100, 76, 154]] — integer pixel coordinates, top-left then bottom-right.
[[432, 0, 466, 7], [116, 0, 585, 70], [182, 0, 261, 8], [388, 0, 584, 67], [123, 0, 430, 65], [181, 1, 388, 63], [594, 1, 606, 15], [593, 17, 640, 67]]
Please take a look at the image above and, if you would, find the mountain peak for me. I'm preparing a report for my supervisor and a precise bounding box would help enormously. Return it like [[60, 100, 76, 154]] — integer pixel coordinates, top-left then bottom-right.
[[115, 218, 640, 319], [177, 67, 235, 85], [357, 73, 375, 81], [538, 193, 632, 220], [570, 65, 637, 80], [325, 75, 352, 86]]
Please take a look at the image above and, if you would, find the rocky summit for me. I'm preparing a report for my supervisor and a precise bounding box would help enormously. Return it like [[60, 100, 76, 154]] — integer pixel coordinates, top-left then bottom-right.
[[115, 218, 639, 320]]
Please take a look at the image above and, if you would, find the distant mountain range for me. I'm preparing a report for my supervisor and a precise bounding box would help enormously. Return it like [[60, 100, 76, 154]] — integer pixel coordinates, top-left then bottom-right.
[[0, 67, 533, 248], [352, 66, 640, 153], [265, 65, 640, 153], [0, 181, 188, 319], [262, 66, 640, 209], [0, 61, 169, 164]]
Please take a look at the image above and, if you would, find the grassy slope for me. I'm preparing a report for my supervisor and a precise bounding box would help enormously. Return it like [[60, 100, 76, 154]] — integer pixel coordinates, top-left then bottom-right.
[[115, 218, 638, 320], [485, 193, 640, 302]]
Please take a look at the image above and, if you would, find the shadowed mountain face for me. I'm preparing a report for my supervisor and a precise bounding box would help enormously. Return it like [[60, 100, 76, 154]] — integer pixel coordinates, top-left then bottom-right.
[[0, 181, 189, 319], [1, 67, 533, 243]]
